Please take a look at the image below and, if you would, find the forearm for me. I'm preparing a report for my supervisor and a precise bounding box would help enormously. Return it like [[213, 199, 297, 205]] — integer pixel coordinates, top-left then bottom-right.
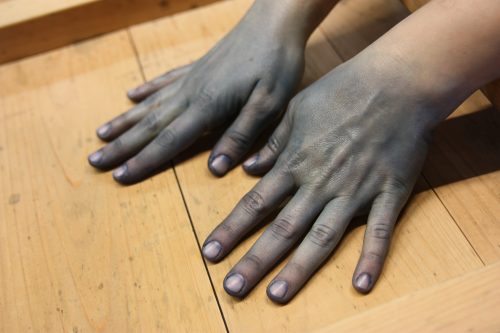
[[245, 0, 338, 46], [366, 0, 500, 116]]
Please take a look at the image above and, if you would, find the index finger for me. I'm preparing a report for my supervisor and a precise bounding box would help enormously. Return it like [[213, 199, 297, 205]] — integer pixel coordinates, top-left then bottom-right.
[[112, 107, 206, 184], [202, 168, 294, 262]]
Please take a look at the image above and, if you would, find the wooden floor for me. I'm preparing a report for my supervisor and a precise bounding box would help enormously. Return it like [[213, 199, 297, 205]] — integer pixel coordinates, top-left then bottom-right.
[[1, 0, 499, 332]]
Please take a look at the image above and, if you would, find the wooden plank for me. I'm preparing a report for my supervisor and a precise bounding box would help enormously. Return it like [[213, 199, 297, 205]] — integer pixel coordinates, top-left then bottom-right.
[[0, 31, 225, 332], [315, 262, 500, 333], [321, 0, 500, 263], [0, 0, 218, 65], [130, 1, 484, 331], [423, 93, 500, 263], [0, 0, 99, 28]]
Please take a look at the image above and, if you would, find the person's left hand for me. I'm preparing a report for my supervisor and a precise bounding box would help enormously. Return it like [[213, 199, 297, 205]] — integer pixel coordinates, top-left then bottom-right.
[[201, 51, 449, 303]]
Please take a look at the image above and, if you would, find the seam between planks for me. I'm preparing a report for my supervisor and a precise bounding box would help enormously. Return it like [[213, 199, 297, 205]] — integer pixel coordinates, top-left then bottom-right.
[[125, 28, 230, 333], [422, 175, 486, 265]]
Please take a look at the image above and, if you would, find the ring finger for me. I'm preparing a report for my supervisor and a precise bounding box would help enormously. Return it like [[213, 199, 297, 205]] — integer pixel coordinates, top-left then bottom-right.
[[223, 188, 326, 298]]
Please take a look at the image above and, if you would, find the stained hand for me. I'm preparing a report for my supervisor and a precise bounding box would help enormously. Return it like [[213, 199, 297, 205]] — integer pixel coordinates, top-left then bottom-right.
[[202, 53, 443, 303], [88, 3, 305, 183]]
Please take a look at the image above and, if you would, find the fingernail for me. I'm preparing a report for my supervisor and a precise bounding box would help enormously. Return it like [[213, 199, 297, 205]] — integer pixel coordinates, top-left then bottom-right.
[[210, 155, 232, 176], [88, 150, 103, 165], [97, 123, 111, 138], [127, 87, 141, 97], [202, 241, 222, 260], [354, 273, 372, 292], [113, 165, 128, 179], [224, 273, 245, 295], [268, 280, 288, 299], [243, 154, 258, 169]]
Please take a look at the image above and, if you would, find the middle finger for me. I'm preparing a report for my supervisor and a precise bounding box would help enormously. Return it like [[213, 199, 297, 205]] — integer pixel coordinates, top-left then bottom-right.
[[223, 187, 326, 297]]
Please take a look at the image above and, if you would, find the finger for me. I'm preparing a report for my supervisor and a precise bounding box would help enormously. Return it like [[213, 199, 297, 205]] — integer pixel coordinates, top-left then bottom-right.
[[127, 64, 192, 102], [202, 168, 294, 262], [112, 108, 206, 184], [208, 86, 282, 176], [95, 84, 181, 142], [223, 188, 326, 298], [88, 101, 185, 170], [352, 192, 407, 294], [243, 112, 292, 176], [266, 197, 359, 304]]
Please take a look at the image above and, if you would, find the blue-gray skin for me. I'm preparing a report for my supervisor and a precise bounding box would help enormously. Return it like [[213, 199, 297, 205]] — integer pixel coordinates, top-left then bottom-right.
[[87, 4, 305, 183], [202, 51, 441, 304]]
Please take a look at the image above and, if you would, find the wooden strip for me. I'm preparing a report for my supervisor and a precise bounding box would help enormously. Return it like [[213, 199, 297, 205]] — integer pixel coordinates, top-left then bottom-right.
[[423, 92, 500, 263], [0, 31, 225, 332], [0, 0, 218, 65], [130, 1, 484, 331], [315, 262, 500, 333], [0, 0, 99, 28]]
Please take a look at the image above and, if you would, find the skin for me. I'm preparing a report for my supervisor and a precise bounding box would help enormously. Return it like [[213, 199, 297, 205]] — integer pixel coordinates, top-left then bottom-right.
[[202, 0, 500, 303], [87, 0, 500, 303], [88, 0, 336, 183]]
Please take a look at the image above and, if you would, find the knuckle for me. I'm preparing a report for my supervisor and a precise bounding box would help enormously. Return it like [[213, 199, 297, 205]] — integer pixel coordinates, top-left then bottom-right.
[[110, 137, 124, 153], [283, 150, 307, 174], [286, 261, 306, 275], [308, 223, 339, 248], [220, 220, 234, 234], [386, 177, 411, 198], [143, 92, 162, 107], [225, 130, 252, 150], [242, 253, 263, 270], [115, 113, 129, 127], [368, 223, 393, 241], [142, 112, 160, 133], [195, 86, 216, 106], [267, 135, 281, 154], [250, 93, 278, 116], [241, 190, 265, 217], [155, 128, 176, 149], [362, 250, 386, 264], [270, 217, 298, 241]]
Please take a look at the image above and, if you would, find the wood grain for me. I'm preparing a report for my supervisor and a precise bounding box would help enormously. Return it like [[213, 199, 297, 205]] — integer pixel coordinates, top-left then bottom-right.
[[130, 1, 484, 332], [315, 262, 500, 333], [0, 0, 99, 28], [0, 0, 218, 65], [424, 93, 500, 263], [0, 31, 225, 332]]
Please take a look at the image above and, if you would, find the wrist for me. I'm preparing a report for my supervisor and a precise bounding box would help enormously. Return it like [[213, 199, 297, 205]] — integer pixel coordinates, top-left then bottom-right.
[[347, 48, 456, 131], [250, 0, 337, 46], [362, 0, 500, 121]]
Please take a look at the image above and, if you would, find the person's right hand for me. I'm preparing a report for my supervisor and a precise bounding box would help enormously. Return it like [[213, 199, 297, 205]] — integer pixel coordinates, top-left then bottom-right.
[[88, 1, 307, 183]]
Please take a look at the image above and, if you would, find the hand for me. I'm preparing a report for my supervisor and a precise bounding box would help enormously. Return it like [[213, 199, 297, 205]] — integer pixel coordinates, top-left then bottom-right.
[[201, 51, 451, 303], [88, 2, 305, 183]]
